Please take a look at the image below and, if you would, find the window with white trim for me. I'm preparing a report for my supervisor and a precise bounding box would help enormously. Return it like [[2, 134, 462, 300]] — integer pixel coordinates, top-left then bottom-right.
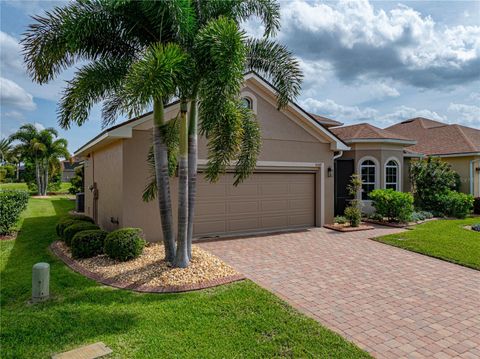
[[385, 160, 399, 191], [240, 97, 253, 110], [360, 160, 376, 200]]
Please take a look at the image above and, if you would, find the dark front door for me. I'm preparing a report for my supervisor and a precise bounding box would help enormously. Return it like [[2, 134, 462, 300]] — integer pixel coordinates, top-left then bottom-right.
[[334, 159, 355, 216]]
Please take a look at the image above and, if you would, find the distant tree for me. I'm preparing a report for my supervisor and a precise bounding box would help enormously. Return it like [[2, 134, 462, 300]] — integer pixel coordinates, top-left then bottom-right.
[[10, 124, 70, 195]]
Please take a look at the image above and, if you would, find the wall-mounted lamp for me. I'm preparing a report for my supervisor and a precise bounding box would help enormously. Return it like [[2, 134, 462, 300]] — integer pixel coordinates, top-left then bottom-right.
[[327, 166, 333, 177], [476, 167, 480, 172]]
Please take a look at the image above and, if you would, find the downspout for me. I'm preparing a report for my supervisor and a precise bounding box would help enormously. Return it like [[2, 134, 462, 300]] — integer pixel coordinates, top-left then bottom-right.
[[333, 151, 343, 160], [470, 159, 480, 196]]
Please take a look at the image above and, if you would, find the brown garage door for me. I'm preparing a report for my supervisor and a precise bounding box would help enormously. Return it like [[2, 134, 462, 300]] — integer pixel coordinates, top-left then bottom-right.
[[194, 172, 315, 237]]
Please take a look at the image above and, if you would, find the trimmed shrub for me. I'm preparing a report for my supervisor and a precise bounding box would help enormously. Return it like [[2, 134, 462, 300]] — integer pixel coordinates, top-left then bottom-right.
[[71, 230, 108, 259], [411, 211, 426, 222], [344, 205, 361, 227], [471, 224, 480, 232], [104, 228, 145, 261], [474, 197, 480, 215], [334, 216, 347, 224], [369, 189, 414, 223], [438, 190, 474, 219], [56, 214, 94, 237], [0, 190, 29, 234], [63, 222, 99, 246]]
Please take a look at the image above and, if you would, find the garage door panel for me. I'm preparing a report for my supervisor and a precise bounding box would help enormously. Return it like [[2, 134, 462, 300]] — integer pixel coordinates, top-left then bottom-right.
[[194, 172, 316, 237]]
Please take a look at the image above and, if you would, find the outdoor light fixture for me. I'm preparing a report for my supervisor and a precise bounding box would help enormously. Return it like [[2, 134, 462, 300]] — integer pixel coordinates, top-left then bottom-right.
[[327, 166, 333, 177]]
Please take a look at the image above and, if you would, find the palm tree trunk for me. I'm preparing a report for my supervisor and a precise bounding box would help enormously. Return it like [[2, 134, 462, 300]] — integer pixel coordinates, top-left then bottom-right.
[[174, 100, 189, 268], [35, 160, 42, 196], [44, 160, 49, 195], [153, 98, 176, 263], [187, 98, 198, 259]]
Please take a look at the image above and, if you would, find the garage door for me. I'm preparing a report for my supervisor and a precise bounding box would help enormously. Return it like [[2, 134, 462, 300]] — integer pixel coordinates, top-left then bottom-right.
[[194, 172, 315, 237]]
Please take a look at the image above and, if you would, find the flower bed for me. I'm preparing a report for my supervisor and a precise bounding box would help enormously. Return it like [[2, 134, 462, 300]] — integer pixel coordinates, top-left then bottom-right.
[[51, 241, 245, 293], [324, 223, 374, 232]]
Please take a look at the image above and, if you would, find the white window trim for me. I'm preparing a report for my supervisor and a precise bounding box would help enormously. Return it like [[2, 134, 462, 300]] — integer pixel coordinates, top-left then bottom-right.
[[384, 157, 401, 191], [240, 90, 258, 114], [357, 156, 379, 202]]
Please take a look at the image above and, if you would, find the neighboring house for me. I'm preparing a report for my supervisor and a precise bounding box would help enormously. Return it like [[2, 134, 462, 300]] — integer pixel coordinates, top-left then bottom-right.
[[74, 73, 348, 241], [61, 159, 82, 182], [386, 118, 480, 197], [330, 123, 417, 215]]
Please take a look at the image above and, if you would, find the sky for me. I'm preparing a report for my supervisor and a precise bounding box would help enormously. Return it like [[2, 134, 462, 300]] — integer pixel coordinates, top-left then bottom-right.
[[1, 0, 479, 154]]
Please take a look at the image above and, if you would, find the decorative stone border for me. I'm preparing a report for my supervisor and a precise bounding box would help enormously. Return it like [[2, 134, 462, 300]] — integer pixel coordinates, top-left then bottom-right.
[[323, 224, 374, 232], [50, 241, 245, 293], [363, 218, 438, 228]]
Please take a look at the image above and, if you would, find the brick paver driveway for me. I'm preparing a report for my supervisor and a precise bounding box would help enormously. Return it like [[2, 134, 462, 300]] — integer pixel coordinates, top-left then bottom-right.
[[198, 226, 480, 359]]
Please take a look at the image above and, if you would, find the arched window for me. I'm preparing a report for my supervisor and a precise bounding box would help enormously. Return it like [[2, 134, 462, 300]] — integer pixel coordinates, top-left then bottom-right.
[[240, 97, 253, 110], [385, 160, 399, 191], [360, 160, 376, 200]]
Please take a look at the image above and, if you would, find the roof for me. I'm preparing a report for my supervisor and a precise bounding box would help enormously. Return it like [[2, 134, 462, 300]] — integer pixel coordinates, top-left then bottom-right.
[[309, 113, 344, 128], [75, 72, 348, 156], [330, 123, 416, 145], [386, 117, 480, 156]]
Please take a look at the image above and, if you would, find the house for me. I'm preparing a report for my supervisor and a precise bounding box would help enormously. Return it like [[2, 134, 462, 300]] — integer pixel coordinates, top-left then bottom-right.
[[386, 118, 480, 197], [74, 73, 348, 241], [329, 123, 417, 215], [61, 159, 82, 182]]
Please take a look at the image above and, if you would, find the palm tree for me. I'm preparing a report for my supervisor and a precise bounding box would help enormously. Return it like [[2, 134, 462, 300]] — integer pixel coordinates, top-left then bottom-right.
[[22, 0, 302, 267], [10, 124, 70, 195]]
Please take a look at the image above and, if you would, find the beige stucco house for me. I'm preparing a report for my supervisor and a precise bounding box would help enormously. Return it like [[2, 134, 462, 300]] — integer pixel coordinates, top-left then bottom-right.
[[74, 73, 348, 241]]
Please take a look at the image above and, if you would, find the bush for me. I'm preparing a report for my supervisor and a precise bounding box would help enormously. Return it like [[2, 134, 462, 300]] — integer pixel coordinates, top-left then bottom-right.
[[368, 212, 384, 221], [471, 224, 480, 232], [369, 189, 414, 223], [56, 214, 94, 237], [0, 190, 29, 234], [104, 228, 145, 261], [334, 216, 347, 224], [438, 191, 474, 219], [71, 229, 108, 259], [344, 205, 361, 227], [474, 197, 480, 215], [411, 211, 426, 222], [63, 222, 99, 246], [69, 166, 84, 195], [409, 157, 459, 211], [419, 211, 433, 219]]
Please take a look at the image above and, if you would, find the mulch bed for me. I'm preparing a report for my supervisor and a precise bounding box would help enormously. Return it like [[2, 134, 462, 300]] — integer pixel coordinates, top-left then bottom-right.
[[324, 223, 374, 232], [50, 241, 245, 293], [0, 233, 17, 241]]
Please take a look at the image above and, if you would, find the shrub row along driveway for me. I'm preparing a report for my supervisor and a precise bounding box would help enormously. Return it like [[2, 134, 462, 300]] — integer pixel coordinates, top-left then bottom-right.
[[199, 227, 480, 359]]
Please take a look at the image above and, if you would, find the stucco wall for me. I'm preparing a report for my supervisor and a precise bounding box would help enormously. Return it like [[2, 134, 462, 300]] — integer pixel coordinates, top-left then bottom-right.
[[441, 156, 480, 196], [82, 142, 124, 232]]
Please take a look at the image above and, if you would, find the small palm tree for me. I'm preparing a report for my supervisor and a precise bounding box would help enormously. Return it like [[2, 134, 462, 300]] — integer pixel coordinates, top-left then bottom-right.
[[22, 0, 302, 267], [10, 124, 70, 195]]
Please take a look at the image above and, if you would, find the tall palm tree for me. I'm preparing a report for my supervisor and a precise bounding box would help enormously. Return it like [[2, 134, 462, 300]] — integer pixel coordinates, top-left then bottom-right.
[[10, 124, 70, 195], [22, 0, 302, 267]]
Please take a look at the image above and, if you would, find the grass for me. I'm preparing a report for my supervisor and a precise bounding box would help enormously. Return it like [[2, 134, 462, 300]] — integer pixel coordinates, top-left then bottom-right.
[[0, 182, 71, 194], [374, 217, 480, 270], [0, 197, 369, 358]]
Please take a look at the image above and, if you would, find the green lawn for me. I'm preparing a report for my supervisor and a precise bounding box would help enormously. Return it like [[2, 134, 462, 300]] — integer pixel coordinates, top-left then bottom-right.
[[0, 197, 369, 358], [0, 181, 71, 194], [374, 218, 480, 270]]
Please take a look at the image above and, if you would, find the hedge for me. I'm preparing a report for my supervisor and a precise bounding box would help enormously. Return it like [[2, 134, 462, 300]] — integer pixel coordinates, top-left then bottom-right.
[[369, 189, 414, 223], [0, 190, 29, 235], [63, 222, 100, 246], [71, 230, 108, 259], [56, 214, 94, 237], [104, 228, 145, 261]]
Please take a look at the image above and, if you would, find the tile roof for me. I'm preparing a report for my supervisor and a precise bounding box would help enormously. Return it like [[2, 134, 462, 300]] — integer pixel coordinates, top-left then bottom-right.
[[309, 113, 344, 128], [330, 123, 414, 142], [386, 117, 480, 155]]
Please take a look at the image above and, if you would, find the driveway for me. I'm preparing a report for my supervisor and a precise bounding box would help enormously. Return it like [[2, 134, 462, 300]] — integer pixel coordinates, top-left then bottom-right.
[[198, 227, 480, 359]]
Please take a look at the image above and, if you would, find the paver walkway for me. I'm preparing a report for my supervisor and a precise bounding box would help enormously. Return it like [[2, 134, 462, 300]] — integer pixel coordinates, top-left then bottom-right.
[[198, 226, 480, 359]]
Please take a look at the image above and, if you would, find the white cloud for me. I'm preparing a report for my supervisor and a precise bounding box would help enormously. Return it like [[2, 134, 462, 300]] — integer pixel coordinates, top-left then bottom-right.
[[33, 122, 45, 131], [278, 0, 480, 88], [302, 97, 449, 127], [0, 77, 36, 111], [448, 103, 480, 126], [4, 110, 25, 122], [0, 32, 23, 72]]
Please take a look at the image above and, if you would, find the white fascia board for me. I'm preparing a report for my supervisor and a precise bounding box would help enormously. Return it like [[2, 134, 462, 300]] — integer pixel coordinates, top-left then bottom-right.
[[244, 73, 349, 151], [429, 152, 480, 158], [345, 138, 417, 145]]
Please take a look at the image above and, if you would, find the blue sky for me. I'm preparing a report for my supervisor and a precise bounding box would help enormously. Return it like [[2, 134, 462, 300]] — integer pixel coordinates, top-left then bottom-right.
[[1, 0, 479, 153]]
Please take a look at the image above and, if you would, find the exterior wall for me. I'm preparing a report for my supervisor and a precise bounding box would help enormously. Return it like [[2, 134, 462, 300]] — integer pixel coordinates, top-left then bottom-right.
[[441, 156, 480, 196], [82, 141, 124, 232], [337, 143, 406, 213]]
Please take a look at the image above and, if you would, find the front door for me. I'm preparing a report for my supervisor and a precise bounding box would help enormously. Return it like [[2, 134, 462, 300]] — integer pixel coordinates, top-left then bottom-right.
[[334, 159, 354, 216]]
